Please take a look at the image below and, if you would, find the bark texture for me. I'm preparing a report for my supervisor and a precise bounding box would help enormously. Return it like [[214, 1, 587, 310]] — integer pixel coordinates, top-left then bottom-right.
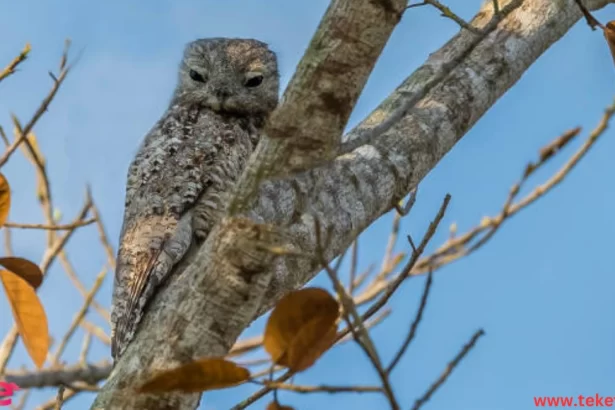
[[91, 0, 613, 409]]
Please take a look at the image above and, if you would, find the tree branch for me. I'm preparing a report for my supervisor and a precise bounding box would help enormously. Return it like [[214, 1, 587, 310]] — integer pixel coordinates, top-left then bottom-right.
[[5, 361, 110, 389], [92, 1, 615, 409]]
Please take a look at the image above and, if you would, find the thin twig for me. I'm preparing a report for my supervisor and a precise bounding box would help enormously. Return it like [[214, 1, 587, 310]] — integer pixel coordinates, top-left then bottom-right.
[[50, 269, 106, 365], [348, 239, 359, 295], [36, 389, 76, 410], [0, 43, 31, 83], [412, 329, 485, 410], [54, 385, 65, 410], [387, 270, 434, 373], [231, 371, 293, 410], [361, 194, 450, 322], [492, 0, 500, 15], [413, 99, 615, 275], [60, 255, 110, 323], [39, 198, 92, 273], [87, 188, 116, 270], [10, 389, 30, 410], [316, 222, 401, 410], [393, 186, 417, 217], [0, 42, 72, 168], [0, 127, 9, 146], [341, 0, 523, 155], [234, 196, 450, 409], [3, 219, 95, 230], [423, 0, 481, 34], [573, 0, 604, 30], [258, 381, 383, 394], [79, 334, 92, 365], [79, 321, 110, 346]]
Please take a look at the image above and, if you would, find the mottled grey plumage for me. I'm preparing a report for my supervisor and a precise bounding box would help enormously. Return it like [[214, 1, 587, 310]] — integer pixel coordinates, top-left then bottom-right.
[[111, 38, 279, 360]]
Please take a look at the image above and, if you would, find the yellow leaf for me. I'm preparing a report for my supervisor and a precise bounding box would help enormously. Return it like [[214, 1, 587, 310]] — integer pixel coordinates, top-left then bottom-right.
[[604, 21, 615, 67], [0, 257, 43, 289], [287, 316, 337, 372], [0, 174, 10, 228], [264, 287, 339, 365], [267, 402, 295, 410], [0, 269, 49, 368], [137, 358, 250, 393]]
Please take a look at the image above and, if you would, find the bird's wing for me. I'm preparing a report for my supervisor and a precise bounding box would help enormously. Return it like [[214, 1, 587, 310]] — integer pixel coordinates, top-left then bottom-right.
[[110, 108, 213, 360], [111, 209, 193, 359]]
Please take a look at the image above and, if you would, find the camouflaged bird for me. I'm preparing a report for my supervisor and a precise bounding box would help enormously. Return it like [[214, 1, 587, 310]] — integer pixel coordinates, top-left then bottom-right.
[[110, 38, 279, 360]]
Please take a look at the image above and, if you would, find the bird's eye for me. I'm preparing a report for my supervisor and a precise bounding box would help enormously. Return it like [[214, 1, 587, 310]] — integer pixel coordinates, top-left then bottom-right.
[[244, 74, 263, 88], [189, 69, 206, 83]]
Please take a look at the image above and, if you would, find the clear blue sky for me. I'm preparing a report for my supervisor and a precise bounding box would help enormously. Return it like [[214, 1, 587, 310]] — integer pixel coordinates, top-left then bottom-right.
[[0, 1, 614, 409]]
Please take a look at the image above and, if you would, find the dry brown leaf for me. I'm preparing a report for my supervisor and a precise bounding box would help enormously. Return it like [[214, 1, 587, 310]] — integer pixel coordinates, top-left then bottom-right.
[[0, 257, 43, 289], [0, 269, 49, 368], [264, 287, 339, 365], [604, 21, 615, 67], [137, 358, 250, 393], [287, 317, 338, 372], [266, 402, 295, 410], [0, 174, 10, 228]]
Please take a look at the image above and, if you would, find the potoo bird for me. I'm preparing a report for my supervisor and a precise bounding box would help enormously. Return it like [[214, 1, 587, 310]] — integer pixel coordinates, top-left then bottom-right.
[[110, 38, 279, 360]]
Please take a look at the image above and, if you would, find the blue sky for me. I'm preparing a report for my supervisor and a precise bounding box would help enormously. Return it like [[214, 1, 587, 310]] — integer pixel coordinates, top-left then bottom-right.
[[0, 1, 614, 409]]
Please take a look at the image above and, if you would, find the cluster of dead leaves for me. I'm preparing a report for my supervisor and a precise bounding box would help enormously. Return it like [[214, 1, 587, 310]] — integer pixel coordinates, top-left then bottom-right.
[[138, 287, 340, 404], [0, 173, 49, 368]]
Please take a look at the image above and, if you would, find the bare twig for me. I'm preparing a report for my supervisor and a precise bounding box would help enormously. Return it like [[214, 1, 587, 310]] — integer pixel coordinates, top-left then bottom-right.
[[50, 269, 106, 365], [79, 334, 92, 365], [412, 329, 485, 410], [79, 321, 110, 346], [87, 189, 116, 270], [317, 223, 400, 410], [0, 328, 18, 374], [387, 270, 434, 373], [231, 371, 293, 410], [0, 43, 31, 83], [61, 256, 110, 323], [0, 127, 9, 146], [413, 99, 615, 275], [10, 389, 30, 410], [422, 0, 481, 33], [259, 382, 383, 394], [0, 200, 91, 375], [573, 0, 604, 29], [0, 42, 72, 168], [337, 308, 391, 344], [233, 196, 449, 409], [492, 0, 500, 15], [4, 361, 111, 388], [36, 389, 77, 410], [341, 0, 523, 155], [348, 239, 359, 295], [393, 186, 417, 217], [54, 385, 65, 410], [3, 219, 95, 230], [360, 194, 450, 322]]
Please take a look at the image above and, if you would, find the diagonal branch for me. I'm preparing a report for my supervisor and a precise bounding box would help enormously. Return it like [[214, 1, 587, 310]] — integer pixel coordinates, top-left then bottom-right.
[[0, 43, 31, 83], [92, 1, 615, 409], [5, 361, 111, 388], [228, 0, 407, 214]]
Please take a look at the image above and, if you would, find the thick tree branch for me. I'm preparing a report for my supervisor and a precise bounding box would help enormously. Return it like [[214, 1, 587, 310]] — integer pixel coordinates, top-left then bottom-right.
[[229, 0, 406, 213], [5, 361, 110, 388], [92, 1, 614, 409]]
